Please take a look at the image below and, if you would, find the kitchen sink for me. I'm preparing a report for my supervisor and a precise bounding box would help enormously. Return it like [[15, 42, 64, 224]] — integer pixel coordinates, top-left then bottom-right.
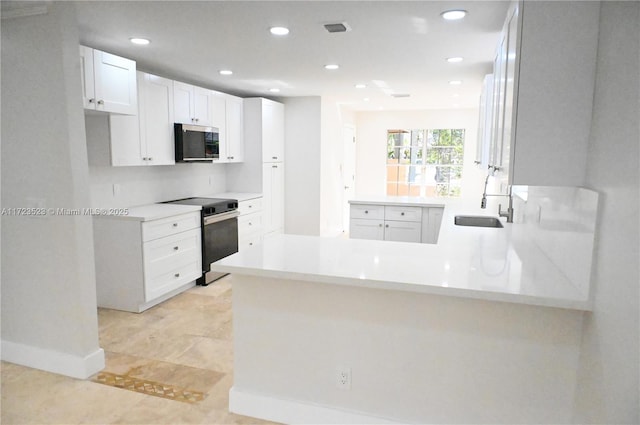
[[454, 215, 504, 228]]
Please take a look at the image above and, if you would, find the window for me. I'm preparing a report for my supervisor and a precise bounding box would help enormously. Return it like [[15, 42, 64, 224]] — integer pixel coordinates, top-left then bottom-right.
[[386, 129, 465, 197]]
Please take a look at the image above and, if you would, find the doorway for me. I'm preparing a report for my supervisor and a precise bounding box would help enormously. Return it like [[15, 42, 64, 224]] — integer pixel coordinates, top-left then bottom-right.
[[341, 125, 356, 234]]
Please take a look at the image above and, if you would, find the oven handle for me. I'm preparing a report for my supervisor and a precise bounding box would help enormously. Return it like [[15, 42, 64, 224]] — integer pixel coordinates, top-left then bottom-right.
[[203, 210, 240, 225]]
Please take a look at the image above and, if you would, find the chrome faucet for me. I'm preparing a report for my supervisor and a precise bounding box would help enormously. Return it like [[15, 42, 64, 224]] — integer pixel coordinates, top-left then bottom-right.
[[481, 172, 514, 223]]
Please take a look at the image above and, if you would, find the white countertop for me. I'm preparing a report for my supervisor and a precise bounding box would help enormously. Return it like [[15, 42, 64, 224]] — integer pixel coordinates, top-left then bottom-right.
[[95, 203, 202, 222], [349, 195, 447, 208], [212, 196, 590, 311]]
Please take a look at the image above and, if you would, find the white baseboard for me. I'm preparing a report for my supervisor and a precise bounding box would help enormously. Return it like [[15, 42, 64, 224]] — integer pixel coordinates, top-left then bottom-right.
[[1, 339, 105, 379], [229, 386, 402, 424]]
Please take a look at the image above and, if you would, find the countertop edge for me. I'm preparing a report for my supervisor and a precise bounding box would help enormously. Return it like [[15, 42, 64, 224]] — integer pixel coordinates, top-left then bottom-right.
[[212, 263, 592, 312]]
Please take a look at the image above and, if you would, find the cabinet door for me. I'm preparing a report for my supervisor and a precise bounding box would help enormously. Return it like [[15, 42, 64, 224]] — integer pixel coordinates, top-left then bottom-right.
[[491, 36, 507, 170], [109, 73, 143, 166], [499, 5, 520, 188], [93, 49, 137, 115], [384, 221, 421, 243], [421, 207, 444, 244], [262, 163, 285, 234], [262, 100, 285, 162], [193, 86, 213, 126], [211, 92, 226, 161], [476, 74, 494, 169], [141, 73, 175, 165], [350, 218, 384, 240], [173, 81, 194, 124], [79, 46, 96, 109], [225, 95, 244, 162]]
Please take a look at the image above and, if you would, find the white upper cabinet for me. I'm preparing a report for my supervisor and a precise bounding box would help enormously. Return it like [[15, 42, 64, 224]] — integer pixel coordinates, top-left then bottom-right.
[[110, 71, 175, 166], [80, 46, 137, 115], [261, 99, 285, 163], [488, 1, 600, 191], [475, 74, 494, 169], [173, 81, 214, 127], [222, 94, 244, 163]]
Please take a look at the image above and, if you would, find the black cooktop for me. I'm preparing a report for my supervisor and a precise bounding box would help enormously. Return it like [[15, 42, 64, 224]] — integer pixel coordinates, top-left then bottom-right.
[[164, 197, 238, 216]]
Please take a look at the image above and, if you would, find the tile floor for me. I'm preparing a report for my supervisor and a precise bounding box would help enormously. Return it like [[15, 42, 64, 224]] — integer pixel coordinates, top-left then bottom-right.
[[1, 276, 279, 425]]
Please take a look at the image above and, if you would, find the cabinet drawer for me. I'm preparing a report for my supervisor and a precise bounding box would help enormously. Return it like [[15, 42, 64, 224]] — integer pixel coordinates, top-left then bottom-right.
[[238, 198, 263, 215], [384, 206, 422, 222], [238, 213, 263, 237], [144, 228, 201, 265], [144, 260, 201, 301], [350, 204, 384, 220], [239, 234, 263, 251], [142, 211, 200, 242]]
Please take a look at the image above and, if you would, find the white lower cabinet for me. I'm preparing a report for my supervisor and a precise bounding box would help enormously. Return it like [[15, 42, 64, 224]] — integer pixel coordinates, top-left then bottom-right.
[[93, 211, 202, 313], [238, 197, 264, 250], [350, 203, 443, 244]]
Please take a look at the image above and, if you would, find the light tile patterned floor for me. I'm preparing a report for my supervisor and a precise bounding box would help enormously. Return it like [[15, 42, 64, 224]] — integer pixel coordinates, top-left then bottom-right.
[[1, 276, 279, 425]]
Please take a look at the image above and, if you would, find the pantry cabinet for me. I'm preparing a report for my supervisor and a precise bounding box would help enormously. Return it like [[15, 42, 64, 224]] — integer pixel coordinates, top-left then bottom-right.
[[80, 45, 137, 115], [482, 1, 600, 192], [109, 71, 175, 166], [93, 208, 202, 313], [173, 81, 215, 127], [262, 163, 285, 235]]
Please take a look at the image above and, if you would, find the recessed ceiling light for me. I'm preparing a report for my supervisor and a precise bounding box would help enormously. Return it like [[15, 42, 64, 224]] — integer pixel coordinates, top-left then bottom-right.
[[219, 70, 233, 75], [441, 10, 467, 20], [355, 84, 366, 89], [446, 57, 464, 63], [129, 37, 150, 45], [270, 26, 289, 36], [269, 88, 281, 93], [449, 80, 463, 85], [324, 64, 339, 70]]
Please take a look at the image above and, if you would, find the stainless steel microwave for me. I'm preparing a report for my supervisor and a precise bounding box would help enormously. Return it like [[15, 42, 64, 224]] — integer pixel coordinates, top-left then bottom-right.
[[174, 123, 219, 162]]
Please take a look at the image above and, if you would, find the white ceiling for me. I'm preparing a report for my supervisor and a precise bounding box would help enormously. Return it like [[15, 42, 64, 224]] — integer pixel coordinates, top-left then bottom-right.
[[74, 1, 510, 111]]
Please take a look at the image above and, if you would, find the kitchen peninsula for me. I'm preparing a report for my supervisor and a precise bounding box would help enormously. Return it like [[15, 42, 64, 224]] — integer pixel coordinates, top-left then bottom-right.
[[211, 192, 597, 424]]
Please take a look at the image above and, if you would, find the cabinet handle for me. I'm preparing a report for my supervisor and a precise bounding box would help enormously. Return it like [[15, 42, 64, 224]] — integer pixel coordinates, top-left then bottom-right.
[[378, 223, 383, 227], [173, 246, 179, 250], [272, 156, 278, 160], [148, 157, 153, 161], [173, 223, 178, 227], [385, 224, 389, 228], [195, 118, 199, 122], [272, 165, 278, 168], [228, 156, 234, 160], [248, 205, 252, 209], [248, 222, 252, 226], [364, 210, 368, 214], [174, 273, 180, 278], [88, 98, 95, 103], [249, 242, 253, 246], [97, 100, 104, 105], [401, 212, 405, 216]]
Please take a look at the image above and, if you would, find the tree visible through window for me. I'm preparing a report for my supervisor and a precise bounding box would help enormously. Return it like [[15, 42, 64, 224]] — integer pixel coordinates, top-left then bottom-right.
[[386, 129, 465, 197]]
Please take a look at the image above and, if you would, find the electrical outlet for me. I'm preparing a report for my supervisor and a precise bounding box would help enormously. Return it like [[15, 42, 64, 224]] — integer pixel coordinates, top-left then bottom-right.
[[336, 367, 351, 390]]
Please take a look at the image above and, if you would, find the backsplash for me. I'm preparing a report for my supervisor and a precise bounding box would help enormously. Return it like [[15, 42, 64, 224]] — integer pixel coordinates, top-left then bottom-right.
[[89, 164, 226, 209], [513, 186, 599, 299]]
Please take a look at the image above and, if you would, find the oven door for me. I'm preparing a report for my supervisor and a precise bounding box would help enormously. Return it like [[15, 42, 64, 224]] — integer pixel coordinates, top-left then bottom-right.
[[202, 210, 240, 283]]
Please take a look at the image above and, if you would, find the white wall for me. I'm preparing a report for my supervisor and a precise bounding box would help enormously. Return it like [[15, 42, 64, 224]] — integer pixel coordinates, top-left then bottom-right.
[[320, 98, 356, 237], [572, 2, 640, 422], [1, 3, 104, 378], [281, 97, 321, 236], [85, 115, 227, 208], [354, 108, 485, 201]]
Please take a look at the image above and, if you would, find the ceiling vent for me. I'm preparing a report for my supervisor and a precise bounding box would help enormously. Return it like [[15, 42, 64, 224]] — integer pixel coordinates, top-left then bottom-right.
[[391, 93, 411, 98], [324, 22, 351, 33]]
